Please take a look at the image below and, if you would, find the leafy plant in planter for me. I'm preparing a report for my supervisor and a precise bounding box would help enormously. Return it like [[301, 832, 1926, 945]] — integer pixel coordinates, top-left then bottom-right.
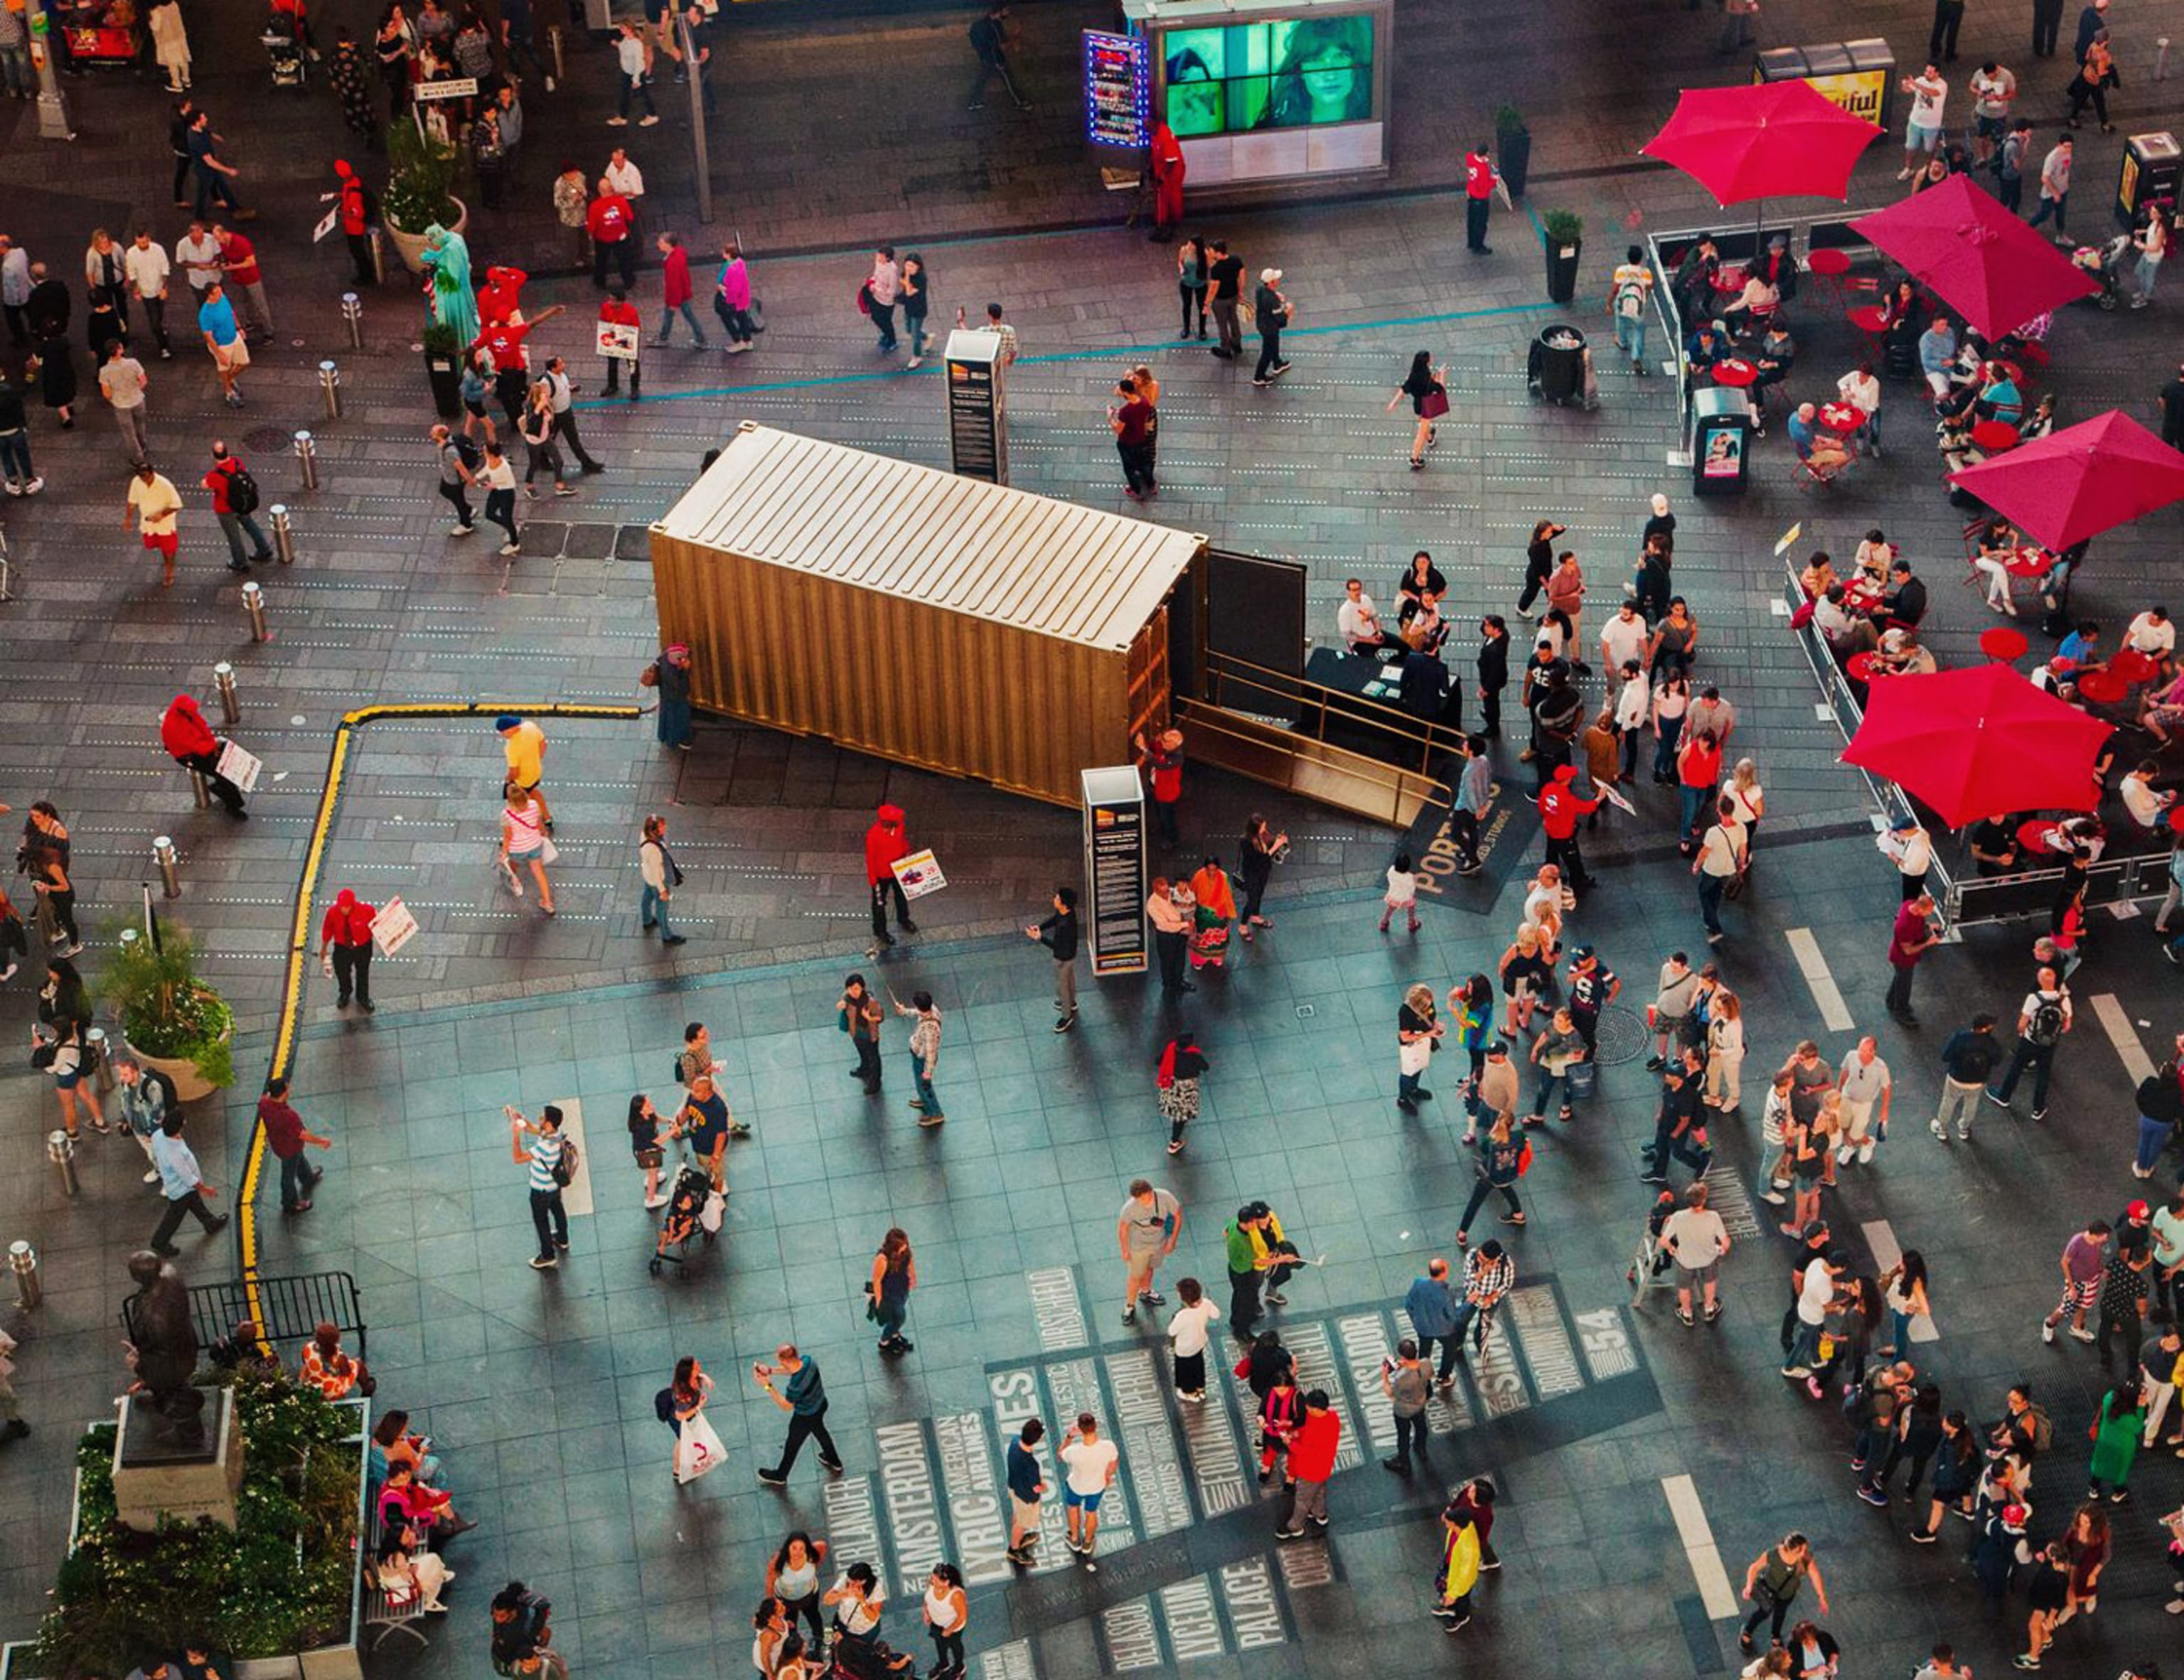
[[1541, 210, 1585, 306], [1541, 209, 1584, 245], [422, 321, 460, 358], [33, 1369, 363, 1678], [95, 919, 235, 1090], [382, 120, 459, 235]]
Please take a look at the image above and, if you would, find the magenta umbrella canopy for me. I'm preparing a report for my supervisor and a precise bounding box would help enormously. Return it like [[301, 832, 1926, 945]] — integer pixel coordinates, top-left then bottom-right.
[[1950, 410, 2184, 552], [1642, 79, 1882, 205], [1848, 173, 2099, 338], [1841, 662, 2114, 828]]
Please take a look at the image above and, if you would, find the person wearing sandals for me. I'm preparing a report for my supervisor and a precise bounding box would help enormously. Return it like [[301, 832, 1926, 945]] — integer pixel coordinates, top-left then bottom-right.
[[499, 783, 555, 914], [1661, 1181, 1729, 1326], [1155, 1029, 1207, 1156], [1385, 351, 1446, 469]]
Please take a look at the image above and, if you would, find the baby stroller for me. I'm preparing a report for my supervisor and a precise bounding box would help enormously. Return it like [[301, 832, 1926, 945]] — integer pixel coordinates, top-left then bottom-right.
[[263, 14, 307, 88], [648, 1165, 722, 1275], [2068, 233, 2133, 311]]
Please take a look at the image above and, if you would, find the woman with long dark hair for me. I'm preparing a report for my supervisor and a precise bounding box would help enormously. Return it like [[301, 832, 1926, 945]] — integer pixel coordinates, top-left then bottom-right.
[[871, 1228, 916, 1356], [1177, 235, 1209, 340], [1236, 813, 1285, 937], [766, 1531, 830, 1652], [1384, 350, 1445, 469]]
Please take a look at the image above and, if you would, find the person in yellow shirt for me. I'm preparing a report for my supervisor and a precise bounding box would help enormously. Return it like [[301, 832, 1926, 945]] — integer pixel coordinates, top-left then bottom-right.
[[496, 714, 552, 829]]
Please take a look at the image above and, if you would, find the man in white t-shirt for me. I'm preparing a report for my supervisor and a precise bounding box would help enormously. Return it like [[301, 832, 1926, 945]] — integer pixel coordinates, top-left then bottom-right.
[[1338, 577, 1394, 656], [1117, 1179, 1182, 1325], [1058, 1413, 1120, 1563], [1784, 1251, 1844, 1391], [1660, 1182, 1730, 1324], [1898, 65, 1948, 177], [1600, 601, 1649, 677], [2121, 759, 2176, 830], [2128, 607, 2177, 678]]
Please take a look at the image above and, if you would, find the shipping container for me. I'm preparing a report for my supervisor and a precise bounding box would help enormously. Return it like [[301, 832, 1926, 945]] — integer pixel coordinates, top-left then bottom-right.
[[650, 424, 1209, 807]]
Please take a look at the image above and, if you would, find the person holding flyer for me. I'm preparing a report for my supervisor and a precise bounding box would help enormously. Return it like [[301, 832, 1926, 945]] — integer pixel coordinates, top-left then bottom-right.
[[159, 692, 247, 819], [599, 287, 641, 401], [317, 888, 378, 1011]]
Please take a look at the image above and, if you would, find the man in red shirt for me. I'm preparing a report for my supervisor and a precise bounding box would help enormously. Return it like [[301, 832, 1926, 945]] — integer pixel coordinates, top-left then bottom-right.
[[1108, 375, 1155, 500], [478, 264, 528, 328], [332, 160, 372, 289], [471, 303, 564, 429], [600, 287, 642, 400], [202, 440, 274, 572], [653, 232, 707, 347], [1537, 764, 1600, 891], [159, 692, 247, 818], [864, 802, 918, 950], [1275, 1389, 1342, 1537], [317, 887, 378, 1011], [1886, 892, 1940, 1026], [587, 181, 637, 291], [1464, 143, 1497, 255], [257, 1075, 332, 1214], [1135, 726, 1184, 845], [213, 223, 272, 341]]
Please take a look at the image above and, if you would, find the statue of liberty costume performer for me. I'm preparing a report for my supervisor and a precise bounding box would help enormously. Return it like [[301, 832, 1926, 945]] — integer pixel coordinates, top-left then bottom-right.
[[419, 223, 479, 348]]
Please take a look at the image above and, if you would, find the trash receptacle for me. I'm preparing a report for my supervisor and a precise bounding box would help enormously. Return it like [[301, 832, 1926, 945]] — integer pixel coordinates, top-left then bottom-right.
[[2118, 132, 2181, 228], [1529, 324, 1587, 406], [1691, 385, 1752, 496]]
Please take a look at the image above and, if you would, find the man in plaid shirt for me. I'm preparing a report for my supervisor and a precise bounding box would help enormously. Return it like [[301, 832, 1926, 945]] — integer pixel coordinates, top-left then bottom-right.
[[1449, 1241, 1514, 1353]]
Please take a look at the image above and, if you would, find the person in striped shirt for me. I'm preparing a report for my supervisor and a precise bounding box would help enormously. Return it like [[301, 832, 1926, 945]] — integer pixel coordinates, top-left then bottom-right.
[[510, 1105, 569, 1270]]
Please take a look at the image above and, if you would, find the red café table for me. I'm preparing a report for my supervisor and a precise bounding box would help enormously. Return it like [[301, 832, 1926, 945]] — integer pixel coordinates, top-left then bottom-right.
[[1848, 304, 1890, 346], [2109, 647, 2161, 685], [2076, 667, 2130, 705], [1711, 358, 1759, 388], [1819, 401, 1865, 436], [2003, 547, 2054, 580], [1845, 651, 1884, 682], [1979, 626, 2030, 662], [2016, 818, 2059, 856], [1971, 419, 2020, 454], [1806, 248, 1851, 277], [1841, 577, 1885, 616]]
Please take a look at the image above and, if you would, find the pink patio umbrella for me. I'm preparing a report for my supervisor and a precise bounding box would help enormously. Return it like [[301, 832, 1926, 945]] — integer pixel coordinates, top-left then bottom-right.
[[1848, 173, 2098, 339], [1949, 410, 2184, 552]]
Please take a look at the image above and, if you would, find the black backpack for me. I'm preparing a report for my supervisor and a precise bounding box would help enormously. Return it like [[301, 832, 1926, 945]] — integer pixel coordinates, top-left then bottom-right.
[[653, 1386, 676, 1424], [2028, 997, 2065, 1047], [451, 434, 483, 472], [550, 1135, 578, 1187], [227, 462, 260, 516]]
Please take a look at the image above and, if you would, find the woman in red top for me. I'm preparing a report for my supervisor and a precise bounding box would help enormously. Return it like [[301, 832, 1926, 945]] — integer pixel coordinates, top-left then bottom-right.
[[1676, 728, 1723, 852], [159, 694, 248, 818]]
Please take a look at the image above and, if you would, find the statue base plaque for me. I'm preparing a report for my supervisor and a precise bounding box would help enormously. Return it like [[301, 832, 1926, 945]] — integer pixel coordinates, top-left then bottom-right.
[[112, 1387, 244, 1531]]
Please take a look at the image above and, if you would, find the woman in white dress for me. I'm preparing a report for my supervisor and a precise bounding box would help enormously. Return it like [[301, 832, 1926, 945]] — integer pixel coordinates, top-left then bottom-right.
[[149, 0, 192, 90], [499, 783, 555, 914]]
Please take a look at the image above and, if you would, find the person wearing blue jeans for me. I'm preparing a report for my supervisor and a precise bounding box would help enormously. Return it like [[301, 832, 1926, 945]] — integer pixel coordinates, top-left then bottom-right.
[[896, 990, 944, 1124], [1608, 245, 1653, 371], [1524, 1007, 1586, 1123], [1986, 972, 2069, 1119], [638, 813, 687, 946]]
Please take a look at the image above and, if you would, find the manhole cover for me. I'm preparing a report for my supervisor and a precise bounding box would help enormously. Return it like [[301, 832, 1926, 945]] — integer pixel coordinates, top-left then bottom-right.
[[1590, 1003, 1647, 1066], [242, 425, 290, 452]]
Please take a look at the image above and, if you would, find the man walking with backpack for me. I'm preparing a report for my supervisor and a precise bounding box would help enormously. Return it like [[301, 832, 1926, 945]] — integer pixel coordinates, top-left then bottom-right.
[[1987, 966, 2070, 1121], [431, 423, 478, 535], [1606, 246, 1654, 373], [203, 440, 272, 570], [1932, 1012, 2001, 1141], [965, 4, 1029, 111]]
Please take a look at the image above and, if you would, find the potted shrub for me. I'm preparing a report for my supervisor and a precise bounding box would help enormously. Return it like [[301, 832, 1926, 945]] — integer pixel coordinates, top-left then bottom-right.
[[1495, 105, 1531, 200], [422, 319, 464, 419], [380, 122, 465, 276], [1541, 208, 1584, 306], [95, 921, 234, 1102]]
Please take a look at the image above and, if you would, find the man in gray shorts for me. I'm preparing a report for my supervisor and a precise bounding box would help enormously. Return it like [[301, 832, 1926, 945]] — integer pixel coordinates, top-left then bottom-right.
[[1117, 1178, 1183, 1325], [1661, 1181, 1730, 1327]]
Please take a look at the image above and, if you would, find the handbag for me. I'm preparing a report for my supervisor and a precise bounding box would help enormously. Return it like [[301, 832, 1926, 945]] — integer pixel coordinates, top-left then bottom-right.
[[540, 838, 560, 865], [635, 1145, 664, 1169], [1233, 1354, 1252, 1379], [1419, 383, 1450, 420]]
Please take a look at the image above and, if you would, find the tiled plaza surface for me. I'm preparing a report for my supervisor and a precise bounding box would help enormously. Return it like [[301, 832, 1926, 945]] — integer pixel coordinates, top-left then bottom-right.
[[4, 0, 2184, 1675]]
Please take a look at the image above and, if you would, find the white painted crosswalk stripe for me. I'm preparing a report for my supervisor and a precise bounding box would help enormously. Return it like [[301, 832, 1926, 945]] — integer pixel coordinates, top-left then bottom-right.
[[1861, 1219, 1938, 1344], [2092, 993, 2157, 1085], [1784, 929, 1855, 1033], [1661, 1472, 1741, 1619]]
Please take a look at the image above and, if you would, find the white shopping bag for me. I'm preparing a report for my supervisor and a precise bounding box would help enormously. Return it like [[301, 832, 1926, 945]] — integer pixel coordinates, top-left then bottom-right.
[[214, 739, 262, 793], [674, 1411, 727, 1484]]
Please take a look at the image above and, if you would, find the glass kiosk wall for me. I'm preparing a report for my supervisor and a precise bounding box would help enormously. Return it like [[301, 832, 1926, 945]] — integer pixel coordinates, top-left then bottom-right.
[[1125, 0, 1392, 189]]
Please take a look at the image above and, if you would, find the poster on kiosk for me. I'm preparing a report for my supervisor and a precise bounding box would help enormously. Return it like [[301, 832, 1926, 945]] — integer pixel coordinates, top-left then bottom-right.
[[1081, 767, 1148, 976]]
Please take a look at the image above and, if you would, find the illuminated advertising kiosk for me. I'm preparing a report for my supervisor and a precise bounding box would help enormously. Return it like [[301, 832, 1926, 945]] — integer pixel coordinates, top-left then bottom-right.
[[1121, 0, 1393, 192]]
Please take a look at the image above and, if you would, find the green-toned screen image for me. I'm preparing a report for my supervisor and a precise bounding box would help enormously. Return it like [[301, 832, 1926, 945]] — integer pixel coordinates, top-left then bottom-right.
[[1263, 14, 1373, 127], [1165, 28, 1227, 136]]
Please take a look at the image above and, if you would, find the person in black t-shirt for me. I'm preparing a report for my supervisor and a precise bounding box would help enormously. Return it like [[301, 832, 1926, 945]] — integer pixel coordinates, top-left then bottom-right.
[[1206, 240, 1245, 358]]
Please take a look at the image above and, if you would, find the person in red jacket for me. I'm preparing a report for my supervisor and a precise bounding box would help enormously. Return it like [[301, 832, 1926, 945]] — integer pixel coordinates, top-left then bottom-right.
[[1135, 726, 1185, 846], [202, 441, 274, 572], [331, 160, 372, 288], [159, 692, 247, 818], [599, 287, 641, 401], [1536, 764, 1598, 891], [317, 887, 378, 1011], [588, 181, 637, 291], [1275, 1389, 1342, 1538], [477, 264, 528, 328], [652, 232, 707, 348], [864, 802, 918, 950], [1148, 122, 1185, 243]]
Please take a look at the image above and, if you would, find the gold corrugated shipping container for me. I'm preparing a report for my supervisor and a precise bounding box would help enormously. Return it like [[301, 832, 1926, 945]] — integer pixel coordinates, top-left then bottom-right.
[[650, 424, 1208, 807]]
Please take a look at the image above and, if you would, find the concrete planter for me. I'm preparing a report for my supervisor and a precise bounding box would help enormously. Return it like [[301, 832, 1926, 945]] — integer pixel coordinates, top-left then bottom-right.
[[382, 196, 469, 276]]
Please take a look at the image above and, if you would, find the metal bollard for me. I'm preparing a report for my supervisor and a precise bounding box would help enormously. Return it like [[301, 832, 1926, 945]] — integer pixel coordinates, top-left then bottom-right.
[[153, 836, 181, 899], [2159, 36, 2171, 78], [9, 1241, 38, 1311], [548, 23, 564, 82], [318, 360, 343, 421], [47, 1131, 77, 1199], [341, 292, 363, 351], [190, 769, 210, 809], [0, 525, 12, 602], [368, 225, 386, 287], [215, 661, 240, 725], [118, 927, 139, 956], [294, 429, 318, 492], [270, 505, 294, 566], [85, 1026, 114, 1095], [242, 581, 269, 643]]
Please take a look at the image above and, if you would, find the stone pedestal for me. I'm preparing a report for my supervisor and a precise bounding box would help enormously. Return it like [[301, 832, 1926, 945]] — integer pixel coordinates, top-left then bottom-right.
[[112, 1388, 245, 1531]]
